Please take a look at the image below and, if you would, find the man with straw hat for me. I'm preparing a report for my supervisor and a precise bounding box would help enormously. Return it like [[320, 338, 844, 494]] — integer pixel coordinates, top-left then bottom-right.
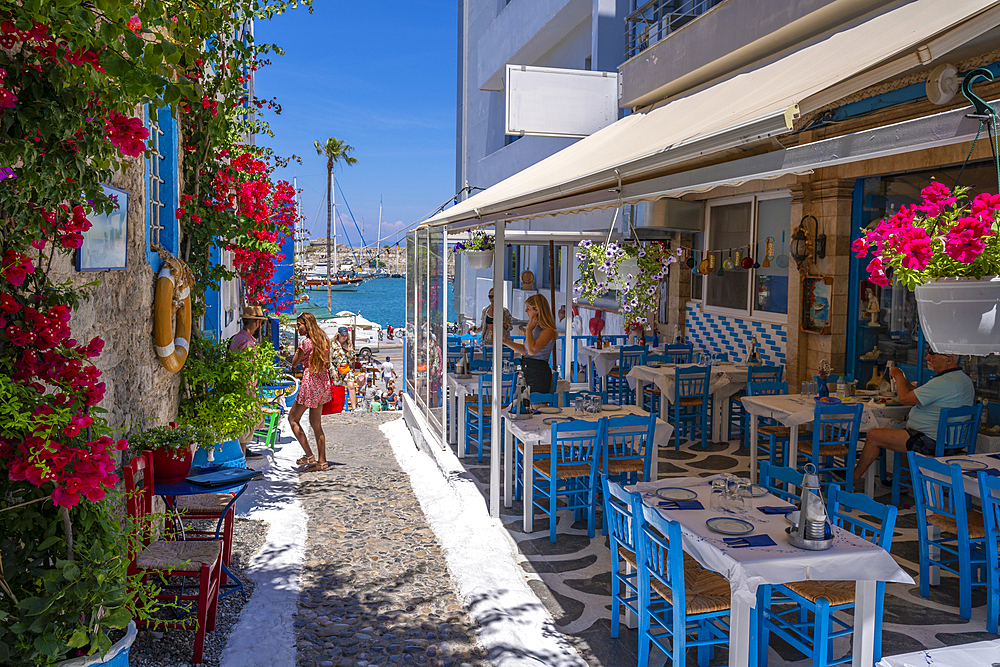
[[230, 305, 269, 459]]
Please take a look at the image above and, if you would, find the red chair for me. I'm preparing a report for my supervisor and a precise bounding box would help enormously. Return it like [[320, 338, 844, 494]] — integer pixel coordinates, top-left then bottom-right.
[[124, 452, 222, 664], [172, 488, 237, 586]]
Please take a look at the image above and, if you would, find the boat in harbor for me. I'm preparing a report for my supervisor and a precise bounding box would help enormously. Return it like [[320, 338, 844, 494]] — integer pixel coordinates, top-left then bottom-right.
[[303, 262, 365, 291]]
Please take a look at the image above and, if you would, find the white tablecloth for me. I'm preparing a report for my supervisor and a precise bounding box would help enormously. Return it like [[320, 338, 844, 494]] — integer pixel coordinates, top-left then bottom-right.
[[501, 405, 673, 532], [626, 363, 748, 439], [877, 639, 1000, 667], [740, 394, 912, 483], [578, 346, 664, 386], [922, 451, 1000, 498], [631, 475, 913, 667]]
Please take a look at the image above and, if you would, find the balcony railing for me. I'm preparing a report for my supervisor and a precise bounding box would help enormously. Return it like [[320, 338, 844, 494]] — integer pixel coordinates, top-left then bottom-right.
[[625, 0, 726, 59]]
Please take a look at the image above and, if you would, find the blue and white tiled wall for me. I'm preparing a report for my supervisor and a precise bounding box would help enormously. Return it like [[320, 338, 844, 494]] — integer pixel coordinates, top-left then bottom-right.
[[685, 303, 786, 367]]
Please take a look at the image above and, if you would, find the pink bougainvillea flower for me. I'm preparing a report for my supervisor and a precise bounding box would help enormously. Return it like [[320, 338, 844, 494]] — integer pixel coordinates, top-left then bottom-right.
[[30, 238, 46, 250], [917, 182, 956, 218], [1, 250, 34, 286], [971, 192, 1000, 220], [944, 228, 987, 263], [900, 234, 934, 270], [104, 110, 149, 157], [851, 237, 870, 258], [126, 14, 141, 34], [0, 86, 17, 109]]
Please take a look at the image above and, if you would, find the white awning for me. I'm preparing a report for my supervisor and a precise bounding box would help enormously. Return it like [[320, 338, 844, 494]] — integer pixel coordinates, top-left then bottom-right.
[[424, 0, 1000, 231]]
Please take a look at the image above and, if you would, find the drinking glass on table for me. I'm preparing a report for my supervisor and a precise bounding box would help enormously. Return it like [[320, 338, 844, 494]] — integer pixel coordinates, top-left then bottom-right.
[[710, 478, 728, 511], [734, 479, 753, 514], [590, 395, 602, 414], [801, 381, 816, 396]]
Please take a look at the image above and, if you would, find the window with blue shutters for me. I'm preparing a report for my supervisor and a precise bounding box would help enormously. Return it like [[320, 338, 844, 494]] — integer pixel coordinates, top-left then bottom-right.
[[145, 105, 179, 272]]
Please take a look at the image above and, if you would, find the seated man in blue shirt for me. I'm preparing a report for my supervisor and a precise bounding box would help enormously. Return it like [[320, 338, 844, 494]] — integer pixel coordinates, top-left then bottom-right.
[[853, 351, 976, 490]]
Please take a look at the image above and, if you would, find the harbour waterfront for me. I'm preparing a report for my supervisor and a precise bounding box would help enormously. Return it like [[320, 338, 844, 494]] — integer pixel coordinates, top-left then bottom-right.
[[299, 277, 457, 330]]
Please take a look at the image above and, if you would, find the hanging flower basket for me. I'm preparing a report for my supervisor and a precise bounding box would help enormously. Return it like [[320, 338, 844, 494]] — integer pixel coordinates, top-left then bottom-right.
[[914, 276, 1000, 355], [855, 182, 1000, 355], [575, 240, 673, 322], [465, 250, 493, 270]]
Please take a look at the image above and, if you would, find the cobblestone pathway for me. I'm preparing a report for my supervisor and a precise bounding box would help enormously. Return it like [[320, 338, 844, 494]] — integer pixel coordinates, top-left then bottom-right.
[[293, 411, 492, 667]]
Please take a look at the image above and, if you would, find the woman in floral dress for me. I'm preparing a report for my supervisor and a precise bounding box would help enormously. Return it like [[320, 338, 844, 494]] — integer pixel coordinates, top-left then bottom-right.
[[329, 326, 356, 411], [290, 313, 332, 471]]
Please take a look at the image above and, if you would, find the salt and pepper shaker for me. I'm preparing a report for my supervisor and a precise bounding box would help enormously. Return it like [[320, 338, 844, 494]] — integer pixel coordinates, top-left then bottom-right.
[[459, 347, 469, 375]]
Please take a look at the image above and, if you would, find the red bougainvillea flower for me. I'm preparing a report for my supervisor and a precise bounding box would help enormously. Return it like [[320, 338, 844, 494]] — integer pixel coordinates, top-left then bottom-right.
[[1, 250, 35, 286], [0, 86, 17, 109], [104, 110, 149, 157], [899, 231, 933, 271], [126, 14, 141, 34], [917, 182, 957, 218], [851, 237, 869, 258], [971, 192, 1000, 220], [944, 216, 991, 263]]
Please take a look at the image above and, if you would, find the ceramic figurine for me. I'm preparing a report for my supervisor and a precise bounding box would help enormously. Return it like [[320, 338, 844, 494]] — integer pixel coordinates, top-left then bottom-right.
[[863, 288, 881, 327]]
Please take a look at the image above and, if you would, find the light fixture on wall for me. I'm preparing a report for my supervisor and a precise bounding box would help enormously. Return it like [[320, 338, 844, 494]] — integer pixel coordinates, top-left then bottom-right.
[[790, 215, 825, 271]]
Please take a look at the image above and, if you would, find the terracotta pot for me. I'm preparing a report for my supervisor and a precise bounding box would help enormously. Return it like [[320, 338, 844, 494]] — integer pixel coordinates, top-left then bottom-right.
[[151, 443, 197, 484]]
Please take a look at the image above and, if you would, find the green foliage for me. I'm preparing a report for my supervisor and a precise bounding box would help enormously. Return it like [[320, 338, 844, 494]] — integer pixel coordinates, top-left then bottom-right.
[[126, 423, 220, 455], [178, 335, 274, 439]]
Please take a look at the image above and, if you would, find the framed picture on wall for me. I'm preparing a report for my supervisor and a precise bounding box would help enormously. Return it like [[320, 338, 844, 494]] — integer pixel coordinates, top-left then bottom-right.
[[76, 184, 128, 271], [801, 274, 832, 335]]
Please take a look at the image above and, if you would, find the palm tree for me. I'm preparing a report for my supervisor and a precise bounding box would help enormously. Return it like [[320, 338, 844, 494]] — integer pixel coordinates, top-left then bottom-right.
[[314, 137, 358, 311]]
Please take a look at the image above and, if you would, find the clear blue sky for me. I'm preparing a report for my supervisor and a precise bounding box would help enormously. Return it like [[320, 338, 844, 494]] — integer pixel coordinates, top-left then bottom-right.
[[255, 2, 456, 252]]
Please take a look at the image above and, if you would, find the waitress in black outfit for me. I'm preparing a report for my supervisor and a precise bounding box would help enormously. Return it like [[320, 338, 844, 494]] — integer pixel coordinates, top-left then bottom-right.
[[503, 293, 558, 393]]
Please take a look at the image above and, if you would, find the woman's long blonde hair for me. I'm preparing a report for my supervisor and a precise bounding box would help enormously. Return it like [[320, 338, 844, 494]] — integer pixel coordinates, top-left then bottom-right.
[[298, 312, 330, 373], [525, 294, 557, 332]]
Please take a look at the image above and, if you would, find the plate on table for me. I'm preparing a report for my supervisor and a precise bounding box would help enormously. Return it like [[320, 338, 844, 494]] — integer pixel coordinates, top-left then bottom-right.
[[706, 516, 755, 536], [945, 458, 988, 471], [543, 416, 574, 425], [646, 363, 661, 368], [536, 406, 562, 414], [750, 484, 769, 498], [856, 389, 877, 397], [814, 396, 841, 404], [656, 487, 698, 501], [601, 404, 622, 412]]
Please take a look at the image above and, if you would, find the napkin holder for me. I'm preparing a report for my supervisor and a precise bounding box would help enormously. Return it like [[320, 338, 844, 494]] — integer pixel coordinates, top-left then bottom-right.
[[507, 371, 534, 421], [787, 463, 834, 551]]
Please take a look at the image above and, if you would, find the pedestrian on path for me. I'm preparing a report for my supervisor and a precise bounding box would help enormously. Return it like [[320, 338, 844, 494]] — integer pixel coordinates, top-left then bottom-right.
[[290, 312, 332, 472], [381, 355, 396, 384], [330, 326, 357, 410], [229, 305, 268, 460]]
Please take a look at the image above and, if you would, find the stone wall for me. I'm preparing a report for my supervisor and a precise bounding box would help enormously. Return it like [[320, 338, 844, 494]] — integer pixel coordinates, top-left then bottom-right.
[[47, 154, 180, 439]]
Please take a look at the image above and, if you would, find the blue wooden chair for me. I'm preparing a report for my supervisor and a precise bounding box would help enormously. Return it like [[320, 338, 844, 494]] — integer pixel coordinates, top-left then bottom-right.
[[667, 365, 711, 449], [746, 380, 789, 469], [977, 470, 1000, 633], [602, 413, 656, 486], [758, 461, 803, 503], [606, 345, 646, 405], [632, 495, 731, 667], [530, 418, 605, 542], [663, 342, 693, 364], [889, 403, 983, 507], [795, 402, 863, 492], [638, 353, 670, 414], [759, 485, 897, 667], [466, 372, 515, 463], [602, 476, 640, 636], [909, 451, 986, 620], [728, 364, 783, 441], [512, 391, 562, 500]]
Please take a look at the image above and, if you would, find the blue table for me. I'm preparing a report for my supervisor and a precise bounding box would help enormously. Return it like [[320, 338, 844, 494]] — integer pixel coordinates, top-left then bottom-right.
[[155, 466, 262, 599]]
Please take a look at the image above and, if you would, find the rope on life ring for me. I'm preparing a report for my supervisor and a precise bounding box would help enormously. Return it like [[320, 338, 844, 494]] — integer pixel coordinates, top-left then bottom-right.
[[153, 250, 194, 373]]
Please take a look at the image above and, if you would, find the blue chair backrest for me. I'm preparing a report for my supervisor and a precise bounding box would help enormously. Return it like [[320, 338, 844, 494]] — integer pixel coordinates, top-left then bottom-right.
[[447, 344, 464, 354], [619, 345, 646, 372], [643, 353, 670, 364], [603, 476, 638, 552], [747, 380, 788, 397], [529, 391, 558, 407], [482, 346, 494, 363], [675, 365, 710, 400], [632, 496, 688, 615], [549, 418, 604, 467], [908, 451, 971, 527], [478, 372, 516, 405], [977, 472, 1000, 579], [812, 402, 863, 448], [663, 343, 693, 364], [603, 413, 656, 475], [748, 364, 783, 382], [828, 484, 896, 549], [935, 404, 983, 456], [759, 461, 803, 503]]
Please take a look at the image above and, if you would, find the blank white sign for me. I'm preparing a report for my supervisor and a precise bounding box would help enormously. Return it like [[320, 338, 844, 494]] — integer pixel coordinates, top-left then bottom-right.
[[505, 65, 619, 139]]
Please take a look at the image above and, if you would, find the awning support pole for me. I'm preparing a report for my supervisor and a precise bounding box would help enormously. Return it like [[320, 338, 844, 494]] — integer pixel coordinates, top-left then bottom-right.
[[564, 244, 573, 392], [489, 221, 505, 518]]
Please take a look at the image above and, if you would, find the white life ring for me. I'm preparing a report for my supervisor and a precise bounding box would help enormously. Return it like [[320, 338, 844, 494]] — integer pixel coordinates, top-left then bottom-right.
[[153, 265, 192, 373]]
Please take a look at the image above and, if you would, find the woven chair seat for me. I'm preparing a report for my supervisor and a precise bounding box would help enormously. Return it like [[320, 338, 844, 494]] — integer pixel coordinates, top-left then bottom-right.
[[782, 580, 856, 606], [137, 539, 222, 572], [928, 510, 986, 539], [616, 548, 701, 575], [672, 396, 704, 407], [467, 405, 492, 417], [465, 395, 478, 402], [650, 568, 731, 614], [262, 406, 280, 416], [608, 458, 645, 474], [607, 367, 624, 378], [532, 460, 592, 478], [642, 386, 661, 395], [730, 391, 746, 401], [796, 442, 850, 457], [176, 494, 233, 514]]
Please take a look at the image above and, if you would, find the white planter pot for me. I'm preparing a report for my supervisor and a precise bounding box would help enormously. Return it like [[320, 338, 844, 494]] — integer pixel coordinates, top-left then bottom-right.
[[465, 250, 493, 270], [914, 276, 1000, 355], [618, 257, 640, 293]]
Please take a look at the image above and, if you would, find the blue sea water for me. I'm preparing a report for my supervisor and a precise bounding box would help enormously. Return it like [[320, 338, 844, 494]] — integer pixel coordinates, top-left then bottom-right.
[[301, 278, 456, 329]]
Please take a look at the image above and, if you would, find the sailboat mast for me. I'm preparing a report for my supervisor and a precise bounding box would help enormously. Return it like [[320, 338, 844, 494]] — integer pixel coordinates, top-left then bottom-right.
[[332, 172, 338, 293], [377, 196, 382, 271]]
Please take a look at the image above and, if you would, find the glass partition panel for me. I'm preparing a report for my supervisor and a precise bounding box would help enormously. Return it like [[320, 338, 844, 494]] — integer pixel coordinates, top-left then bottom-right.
[[427, 229, 446, 436], [405, 231, 417, 396]]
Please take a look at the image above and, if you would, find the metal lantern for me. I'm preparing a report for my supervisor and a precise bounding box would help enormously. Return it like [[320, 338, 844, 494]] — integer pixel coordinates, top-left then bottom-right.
[[789, 224, 809, 270]]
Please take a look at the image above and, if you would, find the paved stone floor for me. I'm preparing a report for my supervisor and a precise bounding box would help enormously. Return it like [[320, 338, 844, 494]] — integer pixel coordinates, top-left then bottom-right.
[[293, 410, 491, 667], [458, 431, 995, 666]]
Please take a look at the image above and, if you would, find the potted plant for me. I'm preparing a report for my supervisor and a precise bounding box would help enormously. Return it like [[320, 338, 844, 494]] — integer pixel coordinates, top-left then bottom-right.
[[127, 423, 220, 484], [574, 240, 674, 321], [452, 230, 495, 269], [853, 182, 1000, 355]]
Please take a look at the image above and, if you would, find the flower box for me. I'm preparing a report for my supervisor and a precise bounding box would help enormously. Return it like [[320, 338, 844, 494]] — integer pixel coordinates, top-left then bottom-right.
[[914, 276, 1000, 355], [466, 250, 493, 270]]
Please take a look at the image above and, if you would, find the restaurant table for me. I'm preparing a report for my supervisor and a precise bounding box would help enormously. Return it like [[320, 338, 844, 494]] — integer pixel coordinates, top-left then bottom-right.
[[155, 468, 262, 598], [630, 475, 913, 667], [740, 394, 911, 485], [577, 345, 665, 393], [627, 362, 748, 441], [447, 371, 570, 457], [502, 405, 673, 531]]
